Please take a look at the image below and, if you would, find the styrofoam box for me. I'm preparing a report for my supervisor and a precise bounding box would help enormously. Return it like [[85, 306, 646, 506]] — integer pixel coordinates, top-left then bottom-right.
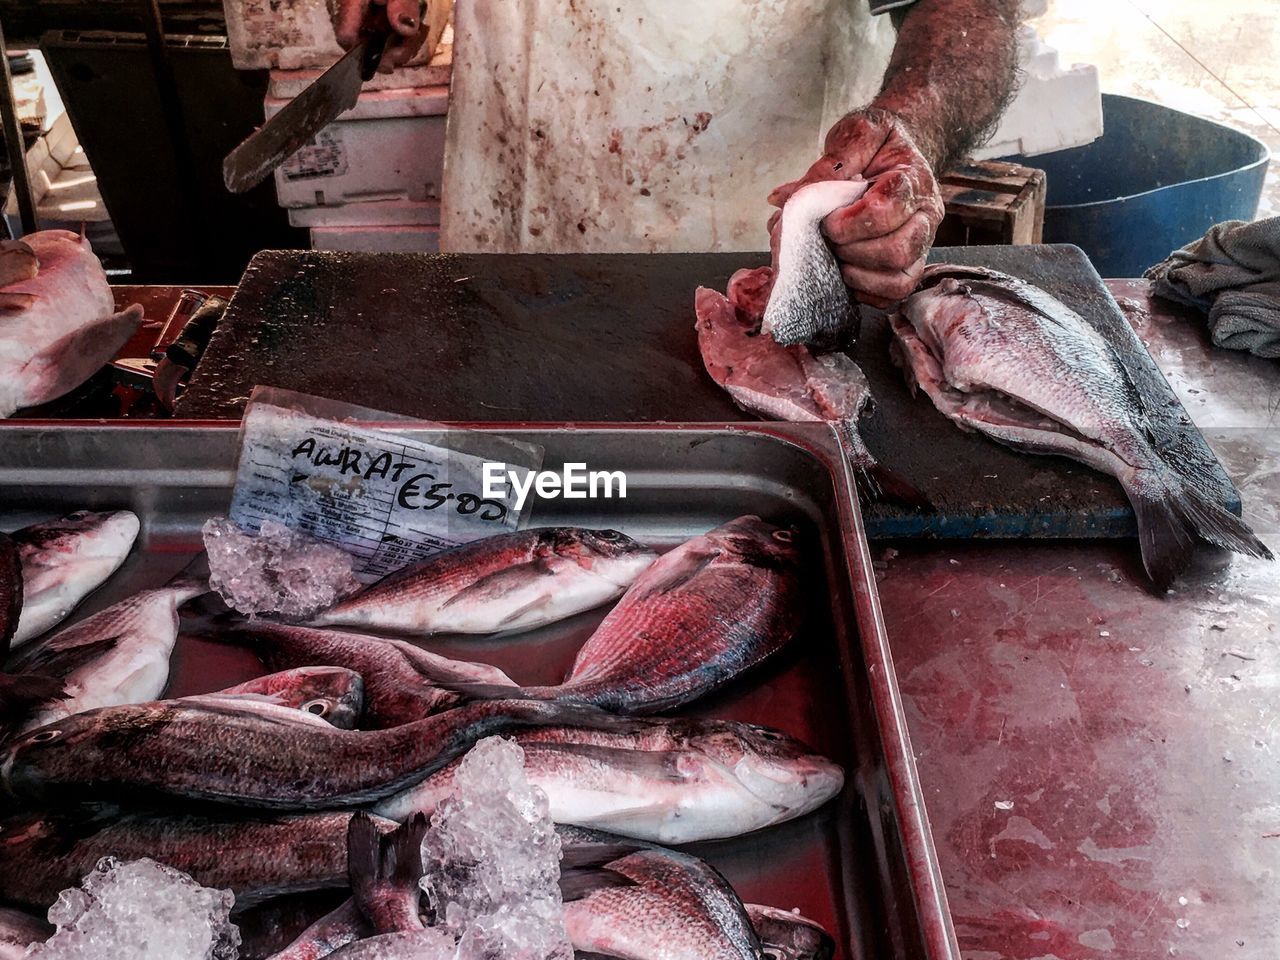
[[288, 198, 441, 228], [268, 83, 449, 208], [310, 224, 440, 254]]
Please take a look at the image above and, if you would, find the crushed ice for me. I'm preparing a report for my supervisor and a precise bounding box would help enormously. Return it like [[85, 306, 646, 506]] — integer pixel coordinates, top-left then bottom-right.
[[422, 736, 572, 960], [202, 517, 359, 618], [26, 857, 240, 960]]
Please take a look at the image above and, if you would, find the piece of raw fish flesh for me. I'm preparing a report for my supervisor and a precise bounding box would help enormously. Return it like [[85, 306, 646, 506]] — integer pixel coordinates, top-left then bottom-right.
[[0, 807, 375, 912], [203, 666, 365, 728], [746, 905, 834, 960], [9, 575, 208, 731], [892, 264, 1273, 587], [0, 694, 633, 810], [558, 827, 761, 960], [347, 813, 428, 934], [10, 509, 140, 648], [310, 527, 656, 636], [0, 905, 50, 960], [761, 180, 869, 347], [515, 516, 801, 714], [697, 272, 926, 507], [373, 716, 843, 844], [0, 230, 144, 417], [221, 622, 516, 726]]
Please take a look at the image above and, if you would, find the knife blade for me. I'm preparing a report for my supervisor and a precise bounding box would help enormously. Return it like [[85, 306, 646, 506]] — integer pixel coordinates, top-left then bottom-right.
[[223, 15, 391, 194]]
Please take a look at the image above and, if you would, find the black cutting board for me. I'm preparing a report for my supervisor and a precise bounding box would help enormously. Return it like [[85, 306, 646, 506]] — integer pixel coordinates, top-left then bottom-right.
[[177, 244, 1239, 539]]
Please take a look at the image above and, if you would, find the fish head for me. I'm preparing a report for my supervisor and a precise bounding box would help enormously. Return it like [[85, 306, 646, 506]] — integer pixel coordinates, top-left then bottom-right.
[[706, 516, 803, 570], [17, 509, 140, 561], [551, 529, 658, 587], [747, 905, 835, 960], [687, 722, 844, 824], [293, 667, 365, 729]]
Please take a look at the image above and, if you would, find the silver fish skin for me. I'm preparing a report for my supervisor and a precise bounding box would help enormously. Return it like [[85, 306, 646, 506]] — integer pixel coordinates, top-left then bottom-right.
[[9, 577, 207, 731], [10, 509, 140, 648], [893, 264, 1273, 587], [222, 622, 515, 726], [373, 717, 844, 845], [0, 807, 379, 912], [0, 905, 50, 960], [761, 180, 869, 347], [310, 527, 656, 637], [559, 827, 762, 960], [206, 666, 365, 729], [0, 230, 144, 418], [0, 695, 628, 810], [745, 905, 834, 960], [515, 516, 802, 714]]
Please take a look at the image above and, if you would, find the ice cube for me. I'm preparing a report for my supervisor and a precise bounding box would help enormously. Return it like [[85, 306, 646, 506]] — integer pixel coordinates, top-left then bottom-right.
[[27, 856, 241, 960], [203, 517, 359, 619], [422, 736, 572, 960]]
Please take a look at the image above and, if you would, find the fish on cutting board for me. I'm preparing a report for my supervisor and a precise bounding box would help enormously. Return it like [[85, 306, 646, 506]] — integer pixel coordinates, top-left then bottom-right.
[[373, 715, 843, 843], [891, 263, 1273, 587], [10, 509, 140, 648], [309, 527, 657, 637], [0, 231, 144, 418], [7, 574, 208, 731]]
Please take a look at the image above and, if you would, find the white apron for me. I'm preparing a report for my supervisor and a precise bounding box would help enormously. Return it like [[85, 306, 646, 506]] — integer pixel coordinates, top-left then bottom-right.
[[440, 0, 897, 254]]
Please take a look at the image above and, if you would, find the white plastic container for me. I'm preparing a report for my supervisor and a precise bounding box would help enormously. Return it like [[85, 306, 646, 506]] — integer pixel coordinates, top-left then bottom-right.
[[310, 224, 441, 253], [268, 83, 449, 209]]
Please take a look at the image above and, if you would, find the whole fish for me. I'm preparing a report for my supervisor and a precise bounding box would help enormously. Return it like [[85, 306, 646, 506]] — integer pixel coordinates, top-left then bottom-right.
[[10, 509, 140, 648], [559, 827, 761, 960], [310, 527, 656, 636], [745, 905, 834, 960], [0, 807, 375, 911], [892, 264, 1273, 587], [221, 622, 516, 726], [475, 516, 803, 714], [0, 231, 144, 418], [205, 666, 365, 729], [373, 716, 844, 844], [0, 695, 632, 810], [8, 576, 207, 731], [696, 274, 926, 507], [0, 906, 50, 960], [761, 179, 869, 347]]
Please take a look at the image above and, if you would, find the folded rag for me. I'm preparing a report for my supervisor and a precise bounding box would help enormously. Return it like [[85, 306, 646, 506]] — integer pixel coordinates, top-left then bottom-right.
[[1146, 217, 1280, 358]]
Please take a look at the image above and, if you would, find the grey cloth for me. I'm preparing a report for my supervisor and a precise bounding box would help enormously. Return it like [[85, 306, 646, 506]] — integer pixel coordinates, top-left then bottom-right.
[[1146, 217, 1280, 358]]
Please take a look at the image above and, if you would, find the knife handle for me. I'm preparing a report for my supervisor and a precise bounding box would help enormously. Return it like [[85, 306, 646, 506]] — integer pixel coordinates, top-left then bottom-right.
[[359, 7, 393, 81]]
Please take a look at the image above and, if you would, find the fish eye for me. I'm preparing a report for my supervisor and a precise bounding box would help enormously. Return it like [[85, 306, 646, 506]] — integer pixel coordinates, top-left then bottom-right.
[[29, 729, 61, 743], [302, 699, 329, 716], [597, 530, 622, 542], [771, 530, 794, 544]]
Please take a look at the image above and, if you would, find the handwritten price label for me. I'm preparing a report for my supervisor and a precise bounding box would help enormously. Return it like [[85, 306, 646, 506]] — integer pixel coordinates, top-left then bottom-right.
[[228, 393, 541, 583]]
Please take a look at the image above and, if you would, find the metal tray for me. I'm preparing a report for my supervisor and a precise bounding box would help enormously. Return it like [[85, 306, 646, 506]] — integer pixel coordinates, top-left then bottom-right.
[[0, 420, 956, 960]]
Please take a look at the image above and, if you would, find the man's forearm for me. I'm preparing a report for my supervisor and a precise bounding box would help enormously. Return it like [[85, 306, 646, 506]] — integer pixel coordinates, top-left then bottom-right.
[[872, 0, 1022, 172]]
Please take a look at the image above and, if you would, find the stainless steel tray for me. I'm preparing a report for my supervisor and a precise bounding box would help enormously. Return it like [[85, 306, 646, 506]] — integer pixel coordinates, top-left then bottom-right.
[[0, 420, 957, 960]]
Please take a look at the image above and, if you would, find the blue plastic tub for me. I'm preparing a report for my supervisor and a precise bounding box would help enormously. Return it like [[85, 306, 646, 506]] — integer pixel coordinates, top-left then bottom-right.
[[1003, 93, 1270, 278]]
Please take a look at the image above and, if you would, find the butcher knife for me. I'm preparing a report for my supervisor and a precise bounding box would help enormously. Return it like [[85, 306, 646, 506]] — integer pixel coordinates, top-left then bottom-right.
[[222, 11, 392, 194]]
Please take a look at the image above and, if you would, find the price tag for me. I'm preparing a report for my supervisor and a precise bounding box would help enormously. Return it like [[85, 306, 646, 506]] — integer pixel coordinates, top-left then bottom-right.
[[228, 388, 543, 583]]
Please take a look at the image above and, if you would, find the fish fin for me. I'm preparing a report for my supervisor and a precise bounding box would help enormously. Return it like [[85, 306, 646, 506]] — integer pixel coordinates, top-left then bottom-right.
[[1131, 475, 1273, 589], [11, 634, 121, 677], [559, 840, 642, 901], [628, 547, 721, 600], [573, 951, 631, 960], [560, 840, 644, 871], [348, 811, 428, 929], [15, 305, 144, 409], [427, 678, 537, 703], [0, 670, 68, 730], [438, 560, 556, 613], [558, 867, 639, 902], [854, 463, 932, 510]]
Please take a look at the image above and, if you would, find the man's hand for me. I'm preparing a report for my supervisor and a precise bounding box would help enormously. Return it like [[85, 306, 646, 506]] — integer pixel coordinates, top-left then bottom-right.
[[331, 0, 427, 72], [768, 108, 944, 309]]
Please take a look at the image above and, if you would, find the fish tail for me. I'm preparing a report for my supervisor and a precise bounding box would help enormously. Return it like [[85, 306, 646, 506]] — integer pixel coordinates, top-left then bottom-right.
[[838, 422, 931, 510], [347, 811, 428, 933], [1129, 471, 1273, 589]]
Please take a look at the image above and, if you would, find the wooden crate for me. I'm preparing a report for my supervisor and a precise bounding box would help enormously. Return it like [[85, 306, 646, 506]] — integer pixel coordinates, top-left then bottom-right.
[[935, 159, 1047, 247]]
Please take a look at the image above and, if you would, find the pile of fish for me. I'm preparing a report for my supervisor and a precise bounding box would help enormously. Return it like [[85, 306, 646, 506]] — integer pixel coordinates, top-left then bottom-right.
[[0, 231, 143, 419], [696, 189, 1271, 586], [0, 510, 844, 959]]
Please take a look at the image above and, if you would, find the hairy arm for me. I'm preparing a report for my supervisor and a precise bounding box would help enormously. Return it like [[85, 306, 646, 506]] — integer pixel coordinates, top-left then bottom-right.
[[880, 0, 1022, 171]]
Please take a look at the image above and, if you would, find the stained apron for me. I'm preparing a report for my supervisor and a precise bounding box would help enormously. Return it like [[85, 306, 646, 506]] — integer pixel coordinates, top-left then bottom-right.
[[440, 0, 897, 254]]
